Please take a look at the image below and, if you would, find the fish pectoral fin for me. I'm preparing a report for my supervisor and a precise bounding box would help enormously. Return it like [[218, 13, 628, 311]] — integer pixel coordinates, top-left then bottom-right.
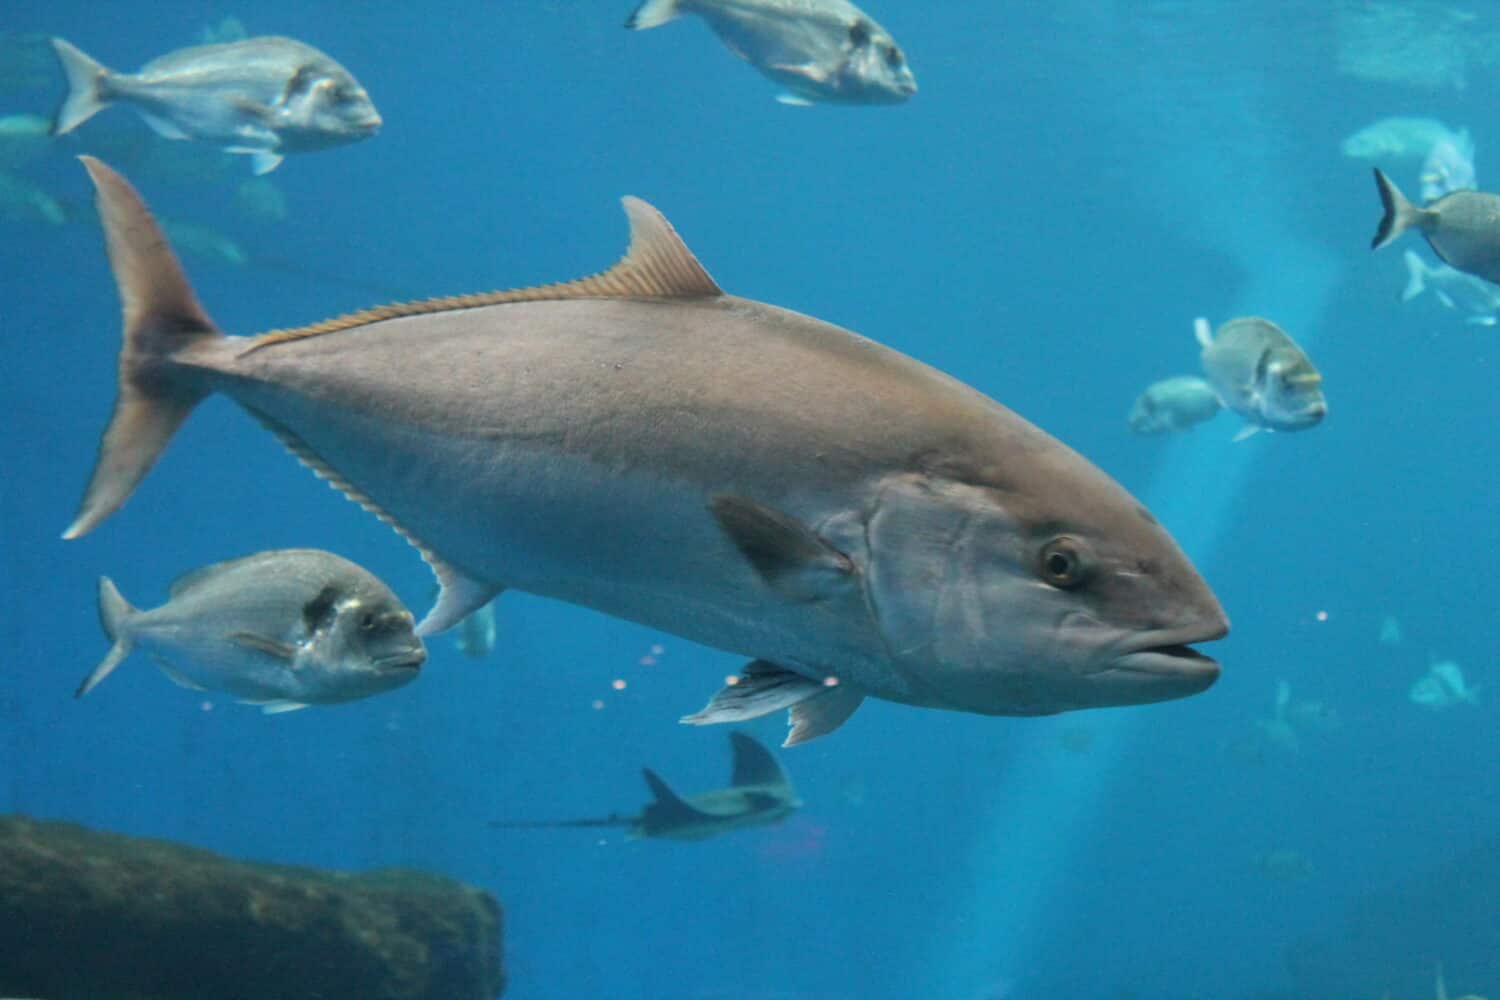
[[785, 682, 864, 746], [742, 791, 787, 812], [771, 62, 830, 84], [151, 657, 208, 691], [1231, 424, 1262, 443], [681, 660, 825, 726], [230, 97, 276, 122], [709, 494, 854, 601], [251, 700, 311, 714], [137, 110, 190, 141], [248, 150, 284, 175], [226, 632, 297, 660], [775, 93, 815, 107]]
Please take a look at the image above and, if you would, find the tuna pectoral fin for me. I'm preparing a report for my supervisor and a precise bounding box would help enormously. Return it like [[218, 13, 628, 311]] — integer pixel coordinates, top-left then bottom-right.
[[681, 660, 825, 726], [785, 683, 864, 747], [1371, 168, 1429, 250], [709, 494, 854, 601], [76, 576, 138, 698], [624, 0, 682, 30], [50, 38, 111, 135], [64, 158, 222, 540]]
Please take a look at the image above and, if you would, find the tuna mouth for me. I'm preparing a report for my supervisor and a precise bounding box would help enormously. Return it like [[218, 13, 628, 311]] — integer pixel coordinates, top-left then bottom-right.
[[376, 651, 425, 671]]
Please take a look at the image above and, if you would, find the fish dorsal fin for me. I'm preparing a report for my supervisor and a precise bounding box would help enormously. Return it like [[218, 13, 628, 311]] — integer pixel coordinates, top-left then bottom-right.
[[240, 196, 721, 357], [727, 731, 789, 789], [640, 768, 710, 828], [243, 406, 501, 635]]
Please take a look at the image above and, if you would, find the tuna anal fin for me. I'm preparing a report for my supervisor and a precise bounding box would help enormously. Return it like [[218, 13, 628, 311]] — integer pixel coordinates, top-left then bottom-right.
[[227, 632, 297, 660], [681, 660, 825, 726], [709, 494, 854, 601], [786, 682, 864, 746]]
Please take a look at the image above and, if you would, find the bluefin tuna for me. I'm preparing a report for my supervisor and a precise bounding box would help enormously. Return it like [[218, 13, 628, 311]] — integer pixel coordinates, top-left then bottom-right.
[[64, 159, 1227, 745], [1372, 168, 1500, 285], [1194, 316, 1326, 441], [626, 0, 916, 106], [50, 36, 381, 174], [78, 549, 425, 711]]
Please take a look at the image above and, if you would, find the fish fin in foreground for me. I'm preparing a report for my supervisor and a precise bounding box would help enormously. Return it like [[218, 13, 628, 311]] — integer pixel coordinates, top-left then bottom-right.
[[681, 660, 828, 726], [63, 157, 220, 540], [775, 94, 815, 107], [76, 576, 138, 698], [254, 700, 311, 714], [625, 0, 683, 30], [727, 730, 789, 789], [785, 681, 864, 746], [244, 407, 502, 636], [708, 494, 855, 601], [1371, 168, 1431, 250], [239, 194, 721, 357], [249, 150, 284, 175], [1231, 424, 1262, 443], [50, 38, 112, 135]]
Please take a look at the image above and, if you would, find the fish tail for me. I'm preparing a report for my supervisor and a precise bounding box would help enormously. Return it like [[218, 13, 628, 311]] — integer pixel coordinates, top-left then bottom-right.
[[1400, 250, 1428, 302], [625, 0, 683, 30], [50, 38, 112, 135], [63, 158, 223, 540], [77, 577, 137, 698], [1371, 168, 1425, 250]]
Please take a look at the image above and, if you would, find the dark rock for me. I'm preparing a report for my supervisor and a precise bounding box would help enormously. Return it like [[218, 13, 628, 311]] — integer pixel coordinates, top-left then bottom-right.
[[0, 814, 504, 1000]]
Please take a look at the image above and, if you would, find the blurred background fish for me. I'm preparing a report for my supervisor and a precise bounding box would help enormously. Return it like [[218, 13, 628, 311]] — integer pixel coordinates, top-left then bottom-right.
[[1401, 249, 1500, 326], [1420, 129, 1476, 202], [1342, 116, 1461, 164], [1128, 375, 1222, 434], [1409, 660, 1481, 710]]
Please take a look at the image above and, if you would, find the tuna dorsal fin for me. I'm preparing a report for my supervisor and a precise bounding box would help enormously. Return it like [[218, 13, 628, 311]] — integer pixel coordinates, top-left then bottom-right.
[[727, 731, 789, 789], [240, 196, 721, 357], [244, 406, 501, 636]]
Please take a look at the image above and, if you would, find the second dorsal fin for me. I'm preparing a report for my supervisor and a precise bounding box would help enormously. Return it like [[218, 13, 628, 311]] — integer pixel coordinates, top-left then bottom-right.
[[241, 196, 722, 356]]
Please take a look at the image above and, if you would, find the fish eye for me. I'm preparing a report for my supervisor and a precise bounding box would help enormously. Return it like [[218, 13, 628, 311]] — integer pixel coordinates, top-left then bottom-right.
[[360, 611, 377, 631], [1038, 537, 1091, 588], [884, 45, 903, 68], [849, 19, 872, 46]]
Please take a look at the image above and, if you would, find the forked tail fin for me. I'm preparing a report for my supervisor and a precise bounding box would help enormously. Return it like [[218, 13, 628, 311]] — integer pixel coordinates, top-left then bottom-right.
[[63, 157, 223, 540], [76, 576, 138, 697], [1371, 168, 1428, 250], [50, 38, 112, 135]]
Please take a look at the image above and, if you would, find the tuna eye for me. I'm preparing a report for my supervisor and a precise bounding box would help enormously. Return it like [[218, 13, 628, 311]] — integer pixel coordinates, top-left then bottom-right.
[[1039, 538, 1089, 588]]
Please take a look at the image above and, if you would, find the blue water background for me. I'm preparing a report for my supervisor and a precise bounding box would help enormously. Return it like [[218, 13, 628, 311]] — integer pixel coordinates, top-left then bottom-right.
[[3, 2, 1498, 997]]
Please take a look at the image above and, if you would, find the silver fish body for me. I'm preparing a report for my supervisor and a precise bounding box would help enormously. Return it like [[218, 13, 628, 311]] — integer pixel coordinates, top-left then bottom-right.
[[627, 0, 916, 105], [1128, 375, 1222, 435], [1195, 316, 1326, 435], [1372, 169, 1500, 285], [50, 36, 381, 174], [78, 549, 425, 711], [66, 160, 1227, 743], [1401, 249, 1500, 324]]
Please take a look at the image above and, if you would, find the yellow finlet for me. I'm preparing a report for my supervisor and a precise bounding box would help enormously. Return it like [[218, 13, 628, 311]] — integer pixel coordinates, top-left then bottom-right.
[[239, 196, 721, 358]]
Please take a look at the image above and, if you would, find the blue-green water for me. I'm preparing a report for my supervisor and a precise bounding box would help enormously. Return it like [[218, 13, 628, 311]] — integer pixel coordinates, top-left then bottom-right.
[[3, 3, 1498, 997]]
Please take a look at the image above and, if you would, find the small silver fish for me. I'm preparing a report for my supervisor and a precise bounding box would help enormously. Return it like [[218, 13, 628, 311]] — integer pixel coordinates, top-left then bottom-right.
[[1401, 249, 1500, 325], [1128, 375, 1222, 435], [1373, 168, 1500, 285], [50, 35, 381, 175], [1420, 130, 1476, 203], [77, 549, 425, 712], [626, 0, 916, 106], [1409, 659, 1481, 710], [1194, 316, 1327, 440]]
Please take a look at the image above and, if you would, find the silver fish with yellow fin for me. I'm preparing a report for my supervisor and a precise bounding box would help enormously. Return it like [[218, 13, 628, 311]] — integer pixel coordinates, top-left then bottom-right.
[[78, 549, 425, 712], [1194, 316, 1326, 441], [64, 159, 1227, 745]]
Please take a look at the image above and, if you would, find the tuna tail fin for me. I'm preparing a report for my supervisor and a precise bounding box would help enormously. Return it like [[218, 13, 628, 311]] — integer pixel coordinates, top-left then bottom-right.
[[63, 157, 222, 540], [1400, 250, 1428, 302], [78, 576, 138, 698], [626, 0, 683, 30], [1371, 168, 1427, 250], [50, 38, 112, 135]]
